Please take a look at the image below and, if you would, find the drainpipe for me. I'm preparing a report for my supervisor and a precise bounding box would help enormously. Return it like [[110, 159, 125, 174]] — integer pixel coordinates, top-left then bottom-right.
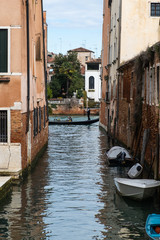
[[26, 0, 30, 133], [41, 0, 48, 120]]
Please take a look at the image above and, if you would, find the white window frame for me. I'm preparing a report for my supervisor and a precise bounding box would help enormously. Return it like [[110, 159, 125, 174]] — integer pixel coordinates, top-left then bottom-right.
[[0, 27, 10, 74], [0, 26, 22, 76]]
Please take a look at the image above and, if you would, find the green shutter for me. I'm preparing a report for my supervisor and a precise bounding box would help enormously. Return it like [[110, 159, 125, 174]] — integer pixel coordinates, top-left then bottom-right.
[[0, 29, 8, 72]]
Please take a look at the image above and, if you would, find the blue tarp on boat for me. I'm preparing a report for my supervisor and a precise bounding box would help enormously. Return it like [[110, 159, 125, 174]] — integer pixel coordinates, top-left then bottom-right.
[[145, 214, 160, 239]]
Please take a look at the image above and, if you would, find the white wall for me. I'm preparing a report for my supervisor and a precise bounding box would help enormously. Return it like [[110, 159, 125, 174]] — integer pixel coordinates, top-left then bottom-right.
[[120, 0, 160, 63], [85, 67, 101, 102]]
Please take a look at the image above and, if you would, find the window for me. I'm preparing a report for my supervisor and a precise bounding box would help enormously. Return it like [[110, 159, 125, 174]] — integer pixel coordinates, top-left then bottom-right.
[[33, 107, 38, 136], [36, 34, 41, 61], [85, 56, 88, 61], [89, 76, 94, 89], [0, 29, 8, 72], [87, 63, 99, 70], [44, 105, 46, 128], [151, 3, 160, 16], [39, 106, 41, 132], [0, 111, 7, 142]]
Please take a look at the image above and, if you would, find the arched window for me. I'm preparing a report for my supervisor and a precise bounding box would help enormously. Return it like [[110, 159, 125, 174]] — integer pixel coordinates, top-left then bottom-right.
[[89, 76, 94, 89]]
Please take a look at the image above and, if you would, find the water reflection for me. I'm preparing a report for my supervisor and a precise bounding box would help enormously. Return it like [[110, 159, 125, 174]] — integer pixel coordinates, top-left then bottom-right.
[[0, 119, 159, 239]]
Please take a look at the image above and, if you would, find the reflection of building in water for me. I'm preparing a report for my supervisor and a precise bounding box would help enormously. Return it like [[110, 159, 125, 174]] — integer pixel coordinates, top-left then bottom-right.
[[95, 128, 151, 239], [1, 154, 49, 239]]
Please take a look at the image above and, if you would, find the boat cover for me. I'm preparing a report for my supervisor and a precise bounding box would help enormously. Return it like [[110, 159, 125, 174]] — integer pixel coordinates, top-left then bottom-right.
[[145, 214, 160, 239], [106, 146, 131, 159]]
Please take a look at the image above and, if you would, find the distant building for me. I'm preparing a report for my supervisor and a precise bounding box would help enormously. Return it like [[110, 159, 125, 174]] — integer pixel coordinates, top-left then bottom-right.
[[68, 47, 94, 66], [0, 0, 48, 177], [85, 59, 101, 102], [47, 52, 56, 82]]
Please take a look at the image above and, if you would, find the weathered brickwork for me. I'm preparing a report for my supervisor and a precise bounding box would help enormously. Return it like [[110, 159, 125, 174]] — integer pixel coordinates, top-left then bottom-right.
[[10, 107, 48, 170], [30, 107, 48, 162], [116, 45, 160, 175]]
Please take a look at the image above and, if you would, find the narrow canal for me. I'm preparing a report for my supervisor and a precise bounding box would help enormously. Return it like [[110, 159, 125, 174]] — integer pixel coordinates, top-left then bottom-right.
[[0, 117, 160, 239]]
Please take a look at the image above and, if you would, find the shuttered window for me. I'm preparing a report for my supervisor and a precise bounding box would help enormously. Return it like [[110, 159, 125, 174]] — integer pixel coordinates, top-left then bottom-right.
[[33, 108, 38, 136], [0, 29, 8, 72], [0, 111, 7, 142], [36, 35, 41, 61]]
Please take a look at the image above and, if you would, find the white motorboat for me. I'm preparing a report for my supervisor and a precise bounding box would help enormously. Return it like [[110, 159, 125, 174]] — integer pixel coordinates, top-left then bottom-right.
[[114, 178, 160, 200], [106, 146, 133, 166]]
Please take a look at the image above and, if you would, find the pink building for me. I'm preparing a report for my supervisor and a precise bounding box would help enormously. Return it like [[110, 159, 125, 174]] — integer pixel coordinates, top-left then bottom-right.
[[0, 0, 48, 177]]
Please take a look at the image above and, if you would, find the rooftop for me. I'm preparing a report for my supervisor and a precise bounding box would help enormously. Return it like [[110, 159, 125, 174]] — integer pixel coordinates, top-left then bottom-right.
[[68, 47, 94, 53]]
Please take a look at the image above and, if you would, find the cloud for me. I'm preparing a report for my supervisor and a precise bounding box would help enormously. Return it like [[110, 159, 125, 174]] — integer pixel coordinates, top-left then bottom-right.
[[43, 0, 103, 29]]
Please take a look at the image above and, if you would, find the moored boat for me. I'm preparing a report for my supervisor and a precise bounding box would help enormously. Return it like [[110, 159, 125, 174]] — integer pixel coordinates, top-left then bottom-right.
[[106, 146, 133, 166], [145, 214, 160, 239], [49, 118, 99, 125], [114, 178, 160, 201]]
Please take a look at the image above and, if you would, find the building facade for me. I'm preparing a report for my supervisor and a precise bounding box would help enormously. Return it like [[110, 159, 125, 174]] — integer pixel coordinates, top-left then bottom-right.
[[100, 0, 111, 131], [68, 47, 94, 66], [0, 0, 48, 177], [100, 0, 160, 176], [85, 59, 101, 102], [100, 0, 160, 134]]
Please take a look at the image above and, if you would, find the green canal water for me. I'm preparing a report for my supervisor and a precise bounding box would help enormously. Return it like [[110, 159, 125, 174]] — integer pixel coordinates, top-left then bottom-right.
[[0, 116, 159, 239]]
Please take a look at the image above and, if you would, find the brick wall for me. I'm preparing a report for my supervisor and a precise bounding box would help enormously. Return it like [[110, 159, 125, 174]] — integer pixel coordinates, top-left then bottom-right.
[[11, 107, 48, 170], [31, 107, 48, 162]]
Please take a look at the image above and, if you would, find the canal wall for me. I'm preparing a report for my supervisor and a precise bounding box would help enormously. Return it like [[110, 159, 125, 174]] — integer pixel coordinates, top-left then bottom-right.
[[49, 98, 99, 115]]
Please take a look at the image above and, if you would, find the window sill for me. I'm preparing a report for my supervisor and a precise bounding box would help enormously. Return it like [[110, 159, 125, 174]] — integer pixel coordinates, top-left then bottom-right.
[[0, 72, 22, 76], [88, 90, 95, 92]]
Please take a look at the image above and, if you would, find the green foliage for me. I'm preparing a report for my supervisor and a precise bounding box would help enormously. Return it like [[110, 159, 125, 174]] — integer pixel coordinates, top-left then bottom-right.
[[50, 52, 84, 98], [47, 84, 53, 99], [88, 100, 100, 108], [50, 76, 61, 98], [76, 89, 83, 99], [83, 90, 87, 107], [48, 105, 52, 115]]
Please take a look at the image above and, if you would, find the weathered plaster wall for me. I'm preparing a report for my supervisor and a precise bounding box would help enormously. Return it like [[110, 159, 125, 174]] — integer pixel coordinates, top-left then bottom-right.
[[121, 0, 160, 63]]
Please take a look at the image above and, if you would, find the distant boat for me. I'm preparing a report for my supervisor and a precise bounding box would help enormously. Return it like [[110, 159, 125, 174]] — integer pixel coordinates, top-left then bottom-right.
[[114, 178, 160, 201], [106, 146, 133, 166], [145, 214, 160, 239], [49, 118, 99, 125]]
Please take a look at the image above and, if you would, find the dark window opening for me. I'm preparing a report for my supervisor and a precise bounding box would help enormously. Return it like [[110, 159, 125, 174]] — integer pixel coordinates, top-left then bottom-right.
[[0, 111, 7, 142], [0, 29, 8, 72], [89, 76, 95, 89], [87, 63, 99, 70], [151, 3, 160, 16], [39, 106, 41, 132], [44, 105, 46, 128], [33, 108, 38, 136]]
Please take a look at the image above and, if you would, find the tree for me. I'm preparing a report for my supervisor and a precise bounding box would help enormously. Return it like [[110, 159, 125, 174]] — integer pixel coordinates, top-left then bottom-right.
[[50, 52, 84, 98], [47, 84, 53, 99]]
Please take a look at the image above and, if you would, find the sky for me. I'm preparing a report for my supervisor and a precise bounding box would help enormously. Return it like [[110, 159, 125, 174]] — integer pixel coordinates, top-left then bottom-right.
[[43, 0, 103, 58]]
